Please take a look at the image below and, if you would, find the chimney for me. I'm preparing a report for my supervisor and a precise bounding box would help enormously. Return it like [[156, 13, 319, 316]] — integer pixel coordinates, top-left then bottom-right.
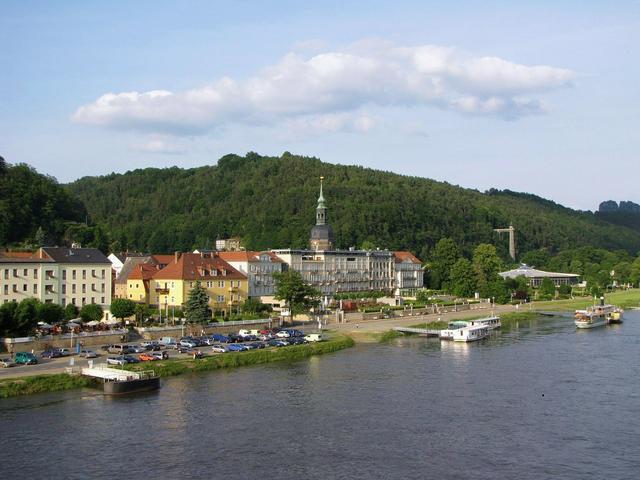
[[200, 251, 204, 259], [174, 251, 181, 263]]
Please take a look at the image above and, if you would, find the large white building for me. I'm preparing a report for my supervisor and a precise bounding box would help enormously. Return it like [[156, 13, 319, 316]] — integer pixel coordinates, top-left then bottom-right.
[[271, 179, 423, 297], [499, 264, 579, 287], [0, 247, 112, 310]]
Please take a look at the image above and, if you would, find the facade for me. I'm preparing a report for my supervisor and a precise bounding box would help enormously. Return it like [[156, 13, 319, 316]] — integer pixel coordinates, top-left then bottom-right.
[[0, 247, 112, 310], [393, 251, 424, 295], [272, 178, 423, 297], [107, 253, 126, 278], [218, 251, 285, 297], [148, 252, 249, 312], [215, 237, 244, 252], [499, 264, 579, 287], [114, 254, 174, 300], [273, 248, 396, 296]]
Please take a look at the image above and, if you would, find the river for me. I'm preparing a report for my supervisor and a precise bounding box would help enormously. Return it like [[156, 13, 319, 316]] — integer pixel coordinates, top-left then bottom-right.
[[1, 311, 639, 479]]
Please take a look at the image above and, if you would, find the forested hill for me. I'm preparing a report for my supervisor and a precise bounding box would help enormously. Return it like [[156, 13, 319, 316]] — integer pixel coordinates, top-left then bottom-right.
[[65, 152, 640, 259]]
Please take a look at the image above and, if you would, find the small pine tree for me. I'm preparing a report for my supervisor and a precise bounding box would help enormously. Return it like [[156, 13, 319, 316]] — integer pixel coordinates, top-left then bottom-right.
[[184, 281, 210, 324]]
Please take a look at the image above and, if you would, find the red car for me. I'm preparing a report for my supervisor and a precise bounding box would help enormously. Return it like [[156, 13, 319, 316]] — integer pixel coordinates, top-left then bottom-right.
[[138, 353, 157, 361]]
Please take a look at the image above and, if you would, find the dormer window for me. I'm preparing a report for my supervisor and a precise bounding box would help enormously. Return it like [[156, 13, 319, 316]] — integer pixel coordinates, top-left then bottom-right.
[[212, 270, 217, 276], [222, 269, 227, 276]]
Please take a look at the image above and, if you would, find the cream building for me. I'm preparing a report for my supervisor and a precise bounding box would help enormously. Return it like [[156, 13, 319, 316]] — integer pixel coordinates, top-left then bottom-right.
[[218, 251, 285, 298], [0, 247, 112, 310]]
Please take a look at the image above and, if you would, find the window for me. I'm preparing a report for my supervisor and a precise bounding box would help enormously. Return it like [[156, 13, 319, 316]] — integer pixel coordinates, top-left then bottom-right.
[[82, 285, 86, 293], [101, 283, 105, 293], [217, 295, 225, 302], [3, 285, 7, 295], [72, 298, 76, 305], [171, 282, 174, 288], [62, 298, 66, 306], [62, 270, 66, 280], [101, 297, 105, 304], [3, 269, 7, 279], [33, 285, 37, 294], [62, 285, 66, 294], [23, 284, 27, 292], [82, 297, 86, 306], [218, 281, 225, 288], [82, 270, 86, 280], [13, 269, 17, 277], [23, 269, 27, 276], [72, 285, 76, 294], [91, 298, 95, 304], [92, 269, 95, 277], [33, 269, 38, 278], [101, 269, 105, 279]]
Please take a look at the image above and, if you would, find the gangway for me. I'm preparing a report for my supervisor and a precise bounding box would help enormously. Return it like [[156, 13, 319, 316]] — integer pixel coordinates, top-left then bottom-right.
[[393, 327, 440, 337]]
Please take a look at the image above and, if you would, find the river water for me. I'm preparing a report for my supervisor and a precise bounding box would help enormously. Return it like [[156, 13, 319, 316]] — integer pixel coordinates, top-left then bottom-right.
[[2, 311, 639, 479]]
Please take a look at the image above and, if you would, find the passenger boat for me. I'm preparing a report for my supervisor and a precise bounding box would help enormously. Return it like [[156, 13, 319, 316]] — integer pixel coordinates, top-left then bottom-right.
[[574, 301, 624, 329], [453, 325, 489, 342], [439, 321, 469, 340], [469, 315, 501, 331]]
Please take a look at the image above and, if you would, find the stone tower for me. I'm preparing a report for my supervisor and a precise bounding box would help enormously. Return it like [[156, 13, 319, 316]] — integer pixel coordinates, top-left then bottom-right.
[[309, 176, 334, 251]]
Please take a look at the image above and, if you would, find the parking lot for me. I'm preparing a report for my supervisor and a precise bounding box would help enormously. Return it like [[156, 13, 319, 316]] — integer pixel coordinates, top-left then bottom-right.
[[0, 328, 323, 380]]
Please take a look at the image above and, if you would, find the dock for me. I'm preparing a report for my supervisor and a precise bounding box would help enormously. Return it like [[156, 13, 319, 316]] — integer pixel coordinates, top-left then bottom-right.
[[393, 327, 441, 337]]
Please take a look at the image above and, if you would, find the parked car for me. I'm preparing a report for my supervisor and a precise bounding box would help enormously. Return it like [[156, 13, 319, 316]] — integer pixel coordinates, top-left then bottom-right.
[[288, 337, 307, 345], [249, 342, 266, 349], [158, 337, 177, 346], [106, 356, 127, 366], [268, 339, 287, 347], [304, 334, 323, 342], [140, 341, 161, 351], [138, 353, 157, 361], [78, 349, 98, 358], [129, 345, 147, 354], [285, 329, 304, 337], [123, 355, 140, 364], [275, 331, 290, 338], [41, 349, 63, 359], [227, 344, 248, 352], [0, 358, 16, 367], [180, 338, 198, 348], [108, 344, 134, 355], [227, 333, 242, 343], [151, 351, 169, 360], [14, 352, 38, 365], [211, 344, 228, 353], [58, 348, 73, 356], [211, 333, 230, 343]]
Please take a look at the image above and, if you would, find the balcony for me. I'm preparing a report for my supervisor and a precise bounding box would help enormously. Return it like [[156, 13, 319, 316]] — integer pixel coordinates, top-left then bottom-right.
[[155, 287, 170, 295]]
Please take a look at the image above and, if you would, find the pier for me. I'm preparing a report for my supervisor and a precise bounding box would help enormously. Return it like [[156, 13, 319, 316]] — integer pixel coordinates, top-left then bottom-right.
[[393, 327, 440, 337]]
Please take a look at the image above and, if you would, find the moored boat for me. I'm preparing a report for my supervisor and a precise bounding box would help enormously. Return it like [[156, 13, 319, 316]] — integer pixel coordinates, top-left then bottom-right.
[[81, 365, 160, 395], [574, 299, 624, 329], [439, 321, 469, 340], [453, 324, 489, 342]]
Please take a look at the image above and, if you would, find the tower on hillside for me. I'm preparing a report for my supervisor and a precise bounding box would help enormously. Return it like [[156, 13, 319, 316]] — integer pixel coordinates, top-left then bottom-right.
[[310, 176, 334, 251]]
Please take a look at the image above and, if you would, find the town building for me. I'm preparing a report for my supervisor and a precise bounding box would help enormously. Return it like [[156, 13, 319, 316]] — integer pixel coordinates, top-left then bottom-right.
[[147, 252, 249, 313], [217, 251, 285, 298], [215, 237, 244, 252], [499, 264, 579, 287], [271, 178, 423, 296], [114, 254, 173, 299], [0, 247, 112, 311]]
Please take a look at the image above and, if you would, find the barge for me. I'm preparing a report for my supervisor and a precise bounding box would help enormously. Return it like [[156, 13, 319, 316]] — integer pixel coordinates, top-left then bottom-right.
[[81, 364, 160, 395]]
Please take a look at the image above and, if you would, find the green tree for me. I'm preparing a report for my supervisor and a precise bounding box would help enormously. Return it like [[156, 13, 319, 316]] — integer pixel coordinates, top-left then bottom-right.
[[0, 302, 18, 336], [134, 303, 150, 325], [630, 256, 640, 287], [34, 226, 46, 247], [415, 289, 430, 304], [242, 297, 271, 315], [110, 298, 136, 322], [429, 238, 460, 290], [612, 261, 632, 285], [473, 243, 503, 297], [539, 278, 556, 296], [184, 281, 211, 324], [273, 270, 321, 317], [64, 303, 79, 321], [449, 258, 477, 298], [80, 303, 103, 322], [14, 298, 39, 336], [36, 302, 64, 324]]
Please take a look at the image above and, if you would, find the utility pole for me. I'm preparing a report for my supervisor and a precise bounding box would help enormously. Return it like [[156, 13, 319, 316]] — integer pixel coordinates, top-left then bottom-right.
[[494, 225, 516, 260]]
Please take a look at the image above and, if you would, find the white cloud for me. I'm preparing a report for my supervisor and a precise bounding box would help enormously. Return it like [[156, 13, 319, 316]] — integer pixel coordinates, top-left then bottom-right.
[[130, 135, 186, 154], [72, 42, 575, 136]]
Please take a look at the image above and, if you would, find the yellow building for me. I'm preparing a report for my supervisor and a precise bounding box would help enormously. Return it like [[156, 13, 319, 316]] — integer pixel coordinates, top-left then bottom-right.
[[149, 252, 248, 312]]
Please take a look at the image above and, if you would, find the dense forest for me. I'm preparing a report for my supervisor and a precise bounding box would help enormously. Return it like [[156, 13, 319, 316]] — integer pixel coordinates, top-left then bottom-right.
[[0, 158, 90, 248], [63, 152, 640, 261]]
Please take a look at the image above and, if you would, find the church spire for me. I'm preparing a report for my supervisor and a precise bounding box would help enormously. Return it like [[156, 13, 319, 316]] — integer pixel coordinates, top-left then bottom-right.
[[317, 176, 326, 209], [310, 175, 334, 250]]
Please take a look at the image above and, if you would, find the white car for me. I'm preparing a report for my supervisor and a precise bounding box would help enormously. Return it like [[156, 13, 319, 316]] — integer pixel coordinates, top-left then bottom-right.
[[79, 349, 98, 358], [304, 334, 323, 342], [106, 356, 127, 366], [211, 345, 228, 353], [276, 331, 290, 338]]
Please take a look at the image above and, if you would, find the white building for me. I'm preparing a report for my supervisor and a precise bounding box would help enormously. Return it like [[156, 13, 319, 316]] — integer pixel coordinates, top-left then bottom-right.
[[393, 251, 424, 295], [218, 251, 285, 297], [499, 264, 579, 287]]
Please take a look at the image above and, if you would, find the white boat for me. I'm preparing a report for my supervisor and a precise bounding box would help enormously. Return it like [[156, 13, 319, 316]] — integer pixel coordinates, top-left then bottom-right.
[[469, 315, 501, 331], [574, 303, 624, 329], [439, 321, 469, 340], [453, 324, 489, 342]]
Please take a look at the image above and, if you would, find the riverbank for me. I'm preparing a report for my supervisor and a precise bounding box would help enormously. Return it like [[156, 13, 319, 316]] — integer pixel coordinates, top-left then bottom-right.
[[0, 335, 355, 398]]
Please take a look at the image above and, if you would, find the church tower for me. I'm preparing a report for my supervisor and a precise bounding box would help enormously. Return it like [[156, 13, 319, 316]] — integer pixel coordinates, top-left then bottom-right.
[[310, 176, 334, 251]]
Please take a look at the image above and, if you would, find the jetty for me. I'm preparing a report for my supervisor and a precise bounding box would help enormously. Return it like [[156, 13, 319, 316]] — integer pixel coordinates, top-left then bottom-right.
[[81, 364, 160, 395], [393, 327, 440, 337]]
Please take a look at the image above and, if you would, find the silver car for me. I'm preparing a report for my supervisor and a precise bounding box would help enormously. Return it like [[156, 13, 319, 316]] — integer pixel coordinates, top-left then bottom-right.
[[0, 358, 16, 367]]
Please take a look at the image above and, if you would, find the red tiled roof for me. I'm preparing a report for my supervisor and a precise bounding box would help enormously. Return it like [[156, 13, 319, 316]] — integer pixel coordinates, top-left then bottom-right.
[[129, 263, 160, 281], [152, 253, 247, 280], [394, 251, 422, 264], [151, 254, 175, 265]]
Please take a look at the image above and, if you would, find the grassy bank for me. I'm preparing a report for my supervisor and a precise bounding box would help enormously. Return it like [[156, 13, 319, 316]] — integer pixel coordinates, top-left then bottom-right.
[[0, 373, 96, 399], [126, 335, 355, 378], [532, 289, 640, 312], [0, 335, 355, 398]]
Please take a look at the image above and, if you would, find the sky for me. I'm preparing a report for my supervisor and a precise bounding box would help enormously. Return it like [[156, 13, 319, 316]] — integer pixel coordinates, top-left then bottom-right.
[[1, 1, 639, 211]]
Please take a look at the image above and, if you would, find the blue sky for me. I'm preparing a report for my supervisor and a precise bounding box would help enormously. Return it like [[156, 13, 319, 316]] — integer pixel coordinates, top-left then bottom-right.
[[1, 1, 638, 210]]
